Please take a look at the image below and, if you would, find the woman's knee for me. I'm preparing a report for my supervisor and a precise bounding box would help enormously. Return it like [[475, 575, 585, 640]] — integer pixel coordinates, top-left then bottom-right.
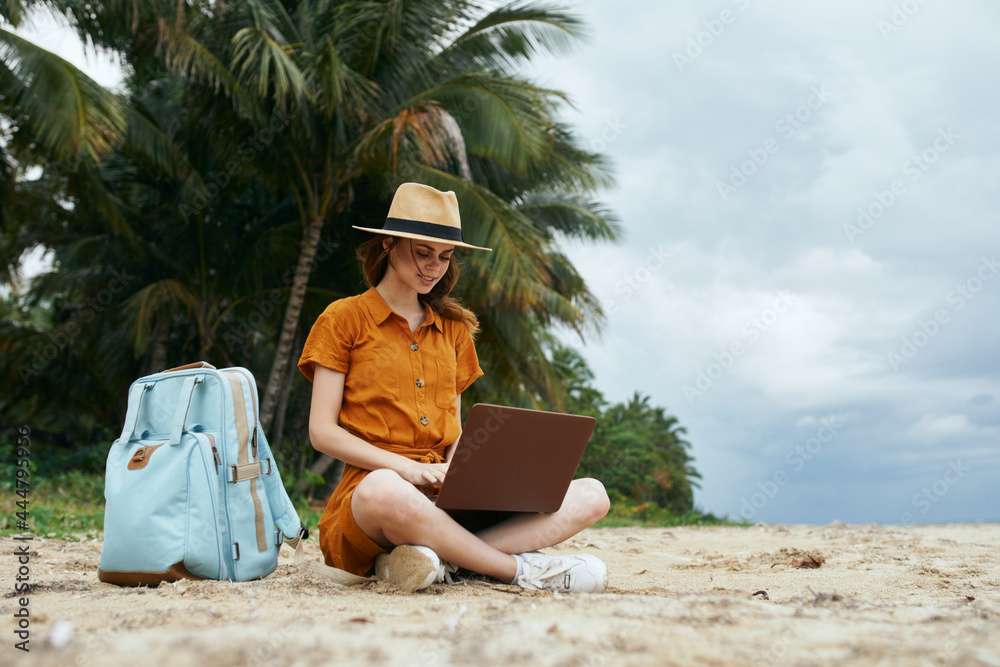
[[569, 477, 611, 522], [352, 468, 428, 526]]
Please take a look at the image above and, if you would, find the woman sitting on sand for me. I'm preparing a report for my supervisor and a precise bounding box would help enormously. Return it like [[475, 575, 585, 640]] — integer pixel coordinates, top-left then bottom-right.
[[296, 182, 610, 593]]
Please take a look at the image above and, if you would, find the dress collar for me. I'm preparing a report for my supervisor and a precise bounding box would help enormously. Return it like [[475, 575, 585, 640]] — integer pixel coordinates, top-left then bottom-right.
[[363, 286, 443, 333]]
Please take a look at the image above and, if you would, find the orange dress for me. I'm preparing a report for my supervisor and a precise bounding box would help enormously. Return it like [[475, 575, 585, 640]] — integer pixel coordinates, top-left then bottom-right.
[[296, 286, 485, 576]]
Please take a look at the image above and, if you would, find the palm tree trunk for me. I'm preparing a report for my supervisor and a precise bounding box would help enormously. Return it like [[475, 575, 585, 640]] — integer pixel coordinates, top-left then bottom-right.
[[260, 212, 325, 434], [270, 328, 301, 451]]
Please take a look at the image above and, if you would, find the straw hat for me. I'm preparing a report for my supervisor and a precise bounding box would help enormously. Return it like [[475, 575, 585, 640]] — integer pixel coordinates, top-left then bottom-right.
[[352, 182, 493, 252]]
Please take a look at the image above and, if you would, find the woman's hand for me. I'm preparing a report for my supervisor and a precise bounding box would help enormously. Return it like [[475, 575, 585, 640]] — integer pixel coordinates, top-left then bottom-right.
[[399, 461, 449, 488]]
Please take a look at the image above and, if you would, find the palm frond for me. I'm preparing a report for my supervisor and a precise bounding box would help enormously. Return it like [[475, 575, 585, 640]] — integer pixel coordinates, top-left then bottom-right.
[[0, 27, 126, 163], [516, 192, 622, 243], [307, 36, 380, 121], [230, 0, 307, 109], [409, 71, 566, 174], [123, 278, 199, 354], [1, 0, 27, 25], [122, 102, 208, 199], [437, 0, 586, 70], [156, 19, 259, 118]]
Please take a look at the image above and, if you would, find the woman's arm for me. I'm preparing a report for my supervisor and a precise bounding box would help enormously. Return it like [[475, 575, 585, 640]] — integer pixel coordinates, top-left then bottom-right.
[[308, 366, 445, 485], [444, 393, 462, 464]]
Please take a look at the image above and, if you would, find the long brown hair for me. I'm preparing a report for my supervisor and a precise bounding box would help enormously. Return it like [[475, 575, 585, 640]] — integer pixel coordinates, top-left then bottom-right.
[[356, 235, 481, 336]]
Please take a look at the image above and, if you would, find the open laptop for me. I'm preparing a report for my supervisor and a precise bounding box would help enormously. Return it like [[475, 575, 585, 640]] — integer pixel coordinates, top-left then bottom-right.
[[434, 403, 596, 531]]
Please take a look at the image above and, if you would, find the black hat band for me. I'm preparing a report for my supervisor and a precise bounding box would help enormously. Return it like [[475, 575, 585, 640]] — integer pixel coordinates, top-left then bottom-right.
[[383, 217, 464, 243]]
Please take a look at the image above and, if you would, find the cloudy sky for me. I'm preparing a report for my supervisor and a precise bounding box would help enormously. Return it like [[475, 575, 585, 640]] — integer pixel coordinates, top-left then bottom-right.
[[526, 0, 1000, 523], [19, 2, 999, 523]]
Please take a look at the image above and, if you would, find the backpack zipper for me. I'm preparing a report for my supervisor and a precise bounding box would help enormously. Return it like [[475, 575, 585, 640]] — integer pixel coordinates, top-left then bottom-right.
[[193, 432, 226, 580]]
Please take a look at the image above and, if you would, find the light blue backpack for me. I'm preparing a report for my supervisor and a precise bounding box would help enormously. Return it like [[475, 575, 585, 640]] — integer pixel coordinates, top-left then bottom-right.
[[99, 361, 308, 585]]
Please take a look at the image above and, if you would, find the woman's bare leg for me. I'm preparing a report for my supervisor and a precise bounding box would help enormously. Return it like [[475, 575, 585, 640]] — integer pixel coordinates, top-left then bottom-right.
[[473, 478, 611, 554], [352, 468, 517, 582]]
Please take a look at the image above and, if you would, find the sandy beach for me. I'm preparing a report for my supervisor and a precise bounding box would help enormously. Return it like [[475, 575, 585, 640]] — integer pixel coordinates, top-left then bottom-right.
[[10, 523, 1000, 666]]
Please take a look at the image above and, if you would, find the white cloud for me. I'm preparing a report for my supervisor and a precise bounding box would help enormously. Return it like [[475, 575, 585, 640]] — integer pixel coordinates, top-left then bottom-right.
[[906, 413, 981, 443]]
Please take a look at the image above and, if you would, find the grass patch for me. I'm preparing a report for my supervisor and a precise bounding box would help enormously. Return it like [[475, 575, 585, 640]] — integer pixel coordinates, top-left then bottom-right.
[[0, 473, 744, 540], [0, 471, 106, 540], [0, 471, 325, 541]]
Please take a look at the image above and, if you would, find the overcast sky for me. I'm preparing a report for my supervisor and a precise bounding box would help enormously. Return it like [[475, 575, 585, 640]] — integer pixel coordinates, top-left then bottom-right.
[[18, 2, 999, 523], [528, 0, 1000, 524]]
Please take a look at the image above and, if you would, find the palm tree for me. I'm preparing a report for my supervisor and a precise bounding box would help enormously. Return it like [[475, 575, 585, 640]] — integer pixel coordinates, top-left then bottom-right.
[[44, 0, 620, 430], [1, 1, 209, 281], [1, 2, 708, 507], [1, 2, 126, 275], [0, 3, 125, 164]]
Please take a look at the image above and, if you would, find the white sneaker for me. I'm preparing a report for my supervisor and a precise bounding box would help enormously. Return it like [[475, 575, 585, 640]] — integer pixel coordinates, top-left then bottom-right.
[[374, 545, 459, 592], [511, 551, 607, 593]]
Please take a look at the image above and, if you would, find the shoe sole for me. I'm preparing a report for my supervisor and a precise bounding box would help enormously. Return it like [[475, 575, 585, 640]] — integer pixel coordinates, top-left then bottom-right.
[[374, 545, 439, 593]]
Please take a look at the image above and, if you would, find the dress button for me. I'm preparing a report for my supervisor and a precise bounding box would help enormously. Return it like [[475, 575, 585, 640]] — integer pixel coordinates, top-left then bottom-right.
[[410, 342, 419, 351], [415, 378, 424, 388], [419, 415, 429, 426]]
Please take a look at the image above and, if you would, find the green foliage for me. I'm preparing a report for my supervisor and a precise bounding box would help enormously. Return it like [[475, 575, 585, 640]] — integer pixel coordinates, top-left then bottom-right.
[[0, 1, 710, 529], [0, 470, 106, 539], [0, 472, 734, 539], [579, 394, 701, 514], [550, 341, 701, 514], [597, 491, 744, 528]]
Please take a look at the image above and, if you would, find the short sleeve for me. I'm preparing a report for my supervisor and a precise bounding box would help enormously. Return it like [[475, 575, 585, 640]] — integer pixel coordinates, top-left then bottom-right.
[[455, 323, 485, 394], [297, 300, 356, 383]]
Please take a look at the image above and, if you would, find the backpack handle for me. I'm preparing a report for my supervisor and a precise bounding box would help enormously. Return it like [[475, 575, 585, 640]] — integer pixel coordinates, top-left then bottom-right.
[[118, 376, 204, 446], [161, 361, 216, 373], [168, 376, 203, 446], [118, 382, 154, 443]]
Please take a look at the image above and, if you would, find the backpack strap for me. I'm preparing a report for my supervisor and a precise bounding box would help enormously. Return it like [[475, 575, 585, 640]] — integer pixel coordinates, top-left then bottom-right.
[[168, 376, 202, 446], [253, 425, 309, 560]]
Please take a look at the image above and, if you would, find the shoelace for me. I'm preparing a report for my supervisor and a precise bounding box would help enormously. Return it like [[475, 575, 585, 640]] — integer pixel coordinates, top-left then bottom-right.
[[517, 553, 578, 590], [437, 559, 460, 585]]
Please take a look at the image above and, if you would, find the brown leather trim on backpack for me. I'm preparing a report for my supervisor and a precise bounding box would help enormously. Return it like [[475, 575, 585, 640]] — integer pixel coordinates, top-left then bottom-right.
[[250, 477, 267, 551], [225, 372, 268, 553], [161, 361, 217, 373], [127, 445, 162, 470], [98, 561, 204, 587]]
